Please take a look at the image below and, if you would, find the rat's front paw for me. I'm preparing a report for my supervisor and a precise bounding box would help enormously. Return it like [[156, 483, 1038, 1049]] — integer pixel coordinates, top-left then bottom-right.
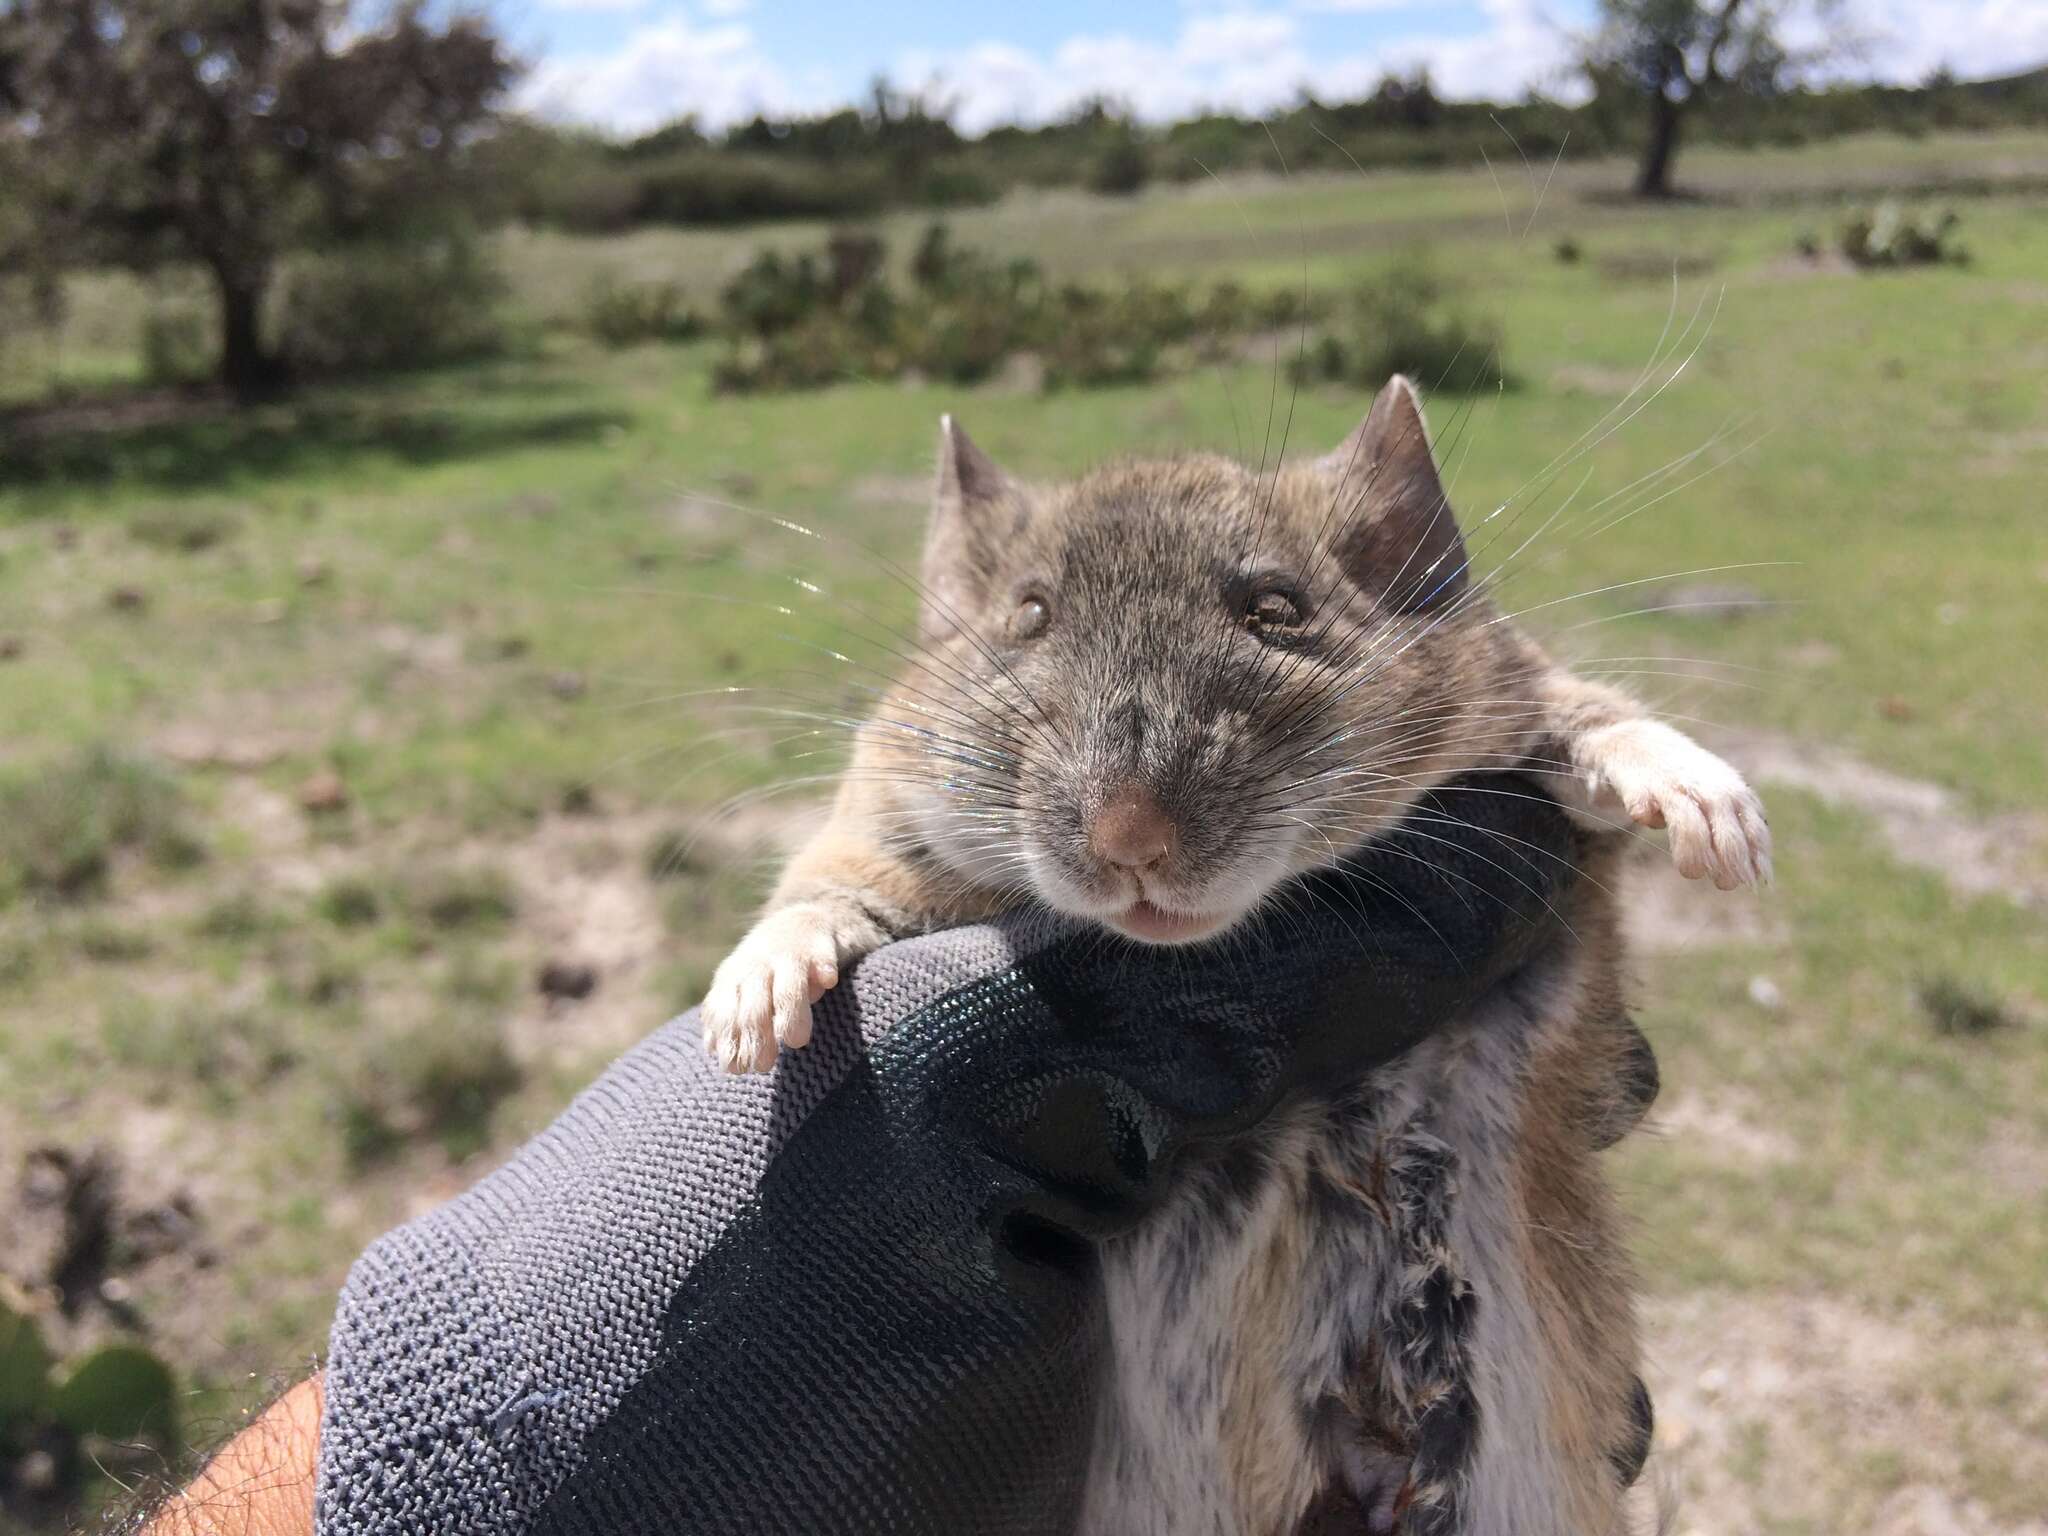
[[699, 905, 844, 1074], [1581, 720, 1773, 890]]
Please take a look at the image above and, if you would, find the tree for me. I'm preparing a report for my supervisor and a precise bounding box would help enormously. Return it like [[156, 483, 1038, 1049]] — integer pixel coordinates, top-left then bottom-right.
[[1585, 0, 1817, 196], [0, 1, 514, 400]]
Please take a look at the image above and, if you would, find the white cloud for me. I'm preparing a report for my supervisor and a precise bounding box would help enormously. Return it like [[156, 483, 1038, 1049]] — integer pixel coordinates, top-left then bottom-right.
[[902, 4, 1583, 132], [518, 18, 822, 135], [901, 11, 1326, 132], [1377, 0, 1582, 103], [1825, 0, 2048, 82], [517, 1, 2048, 138], [1291, 0, 1430, 12], [700, 0, 754, 15]]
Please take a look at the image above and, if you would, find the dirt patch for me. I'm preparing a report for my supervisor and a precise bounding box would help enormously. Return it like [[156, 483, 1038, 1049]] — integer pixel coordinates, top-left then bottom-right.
[[1721, 732, 2047, 907], [153, 725, 299, 771], [0, 387, 232, 442], [0, 1132, 220, 1365], [497, 812, 673, 1060], [1551, 363, 1659, 397], [849, 473, 931, 508], [1595, 250, 1720, 283], [1970, 427, 2048, 477], [494, 795, 822, 1061], [1648, 1089, 1798, 1166], [149, 680, 357, 774], [1764, 250, 1858, 280], [1643, 1292, 2048, 1535]]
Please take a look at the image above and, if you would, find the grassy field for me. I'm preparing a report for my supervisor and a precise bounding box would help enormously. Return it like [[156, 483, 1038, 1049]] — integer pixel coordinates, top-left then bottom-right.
[[3, 132, 2045, 1532]]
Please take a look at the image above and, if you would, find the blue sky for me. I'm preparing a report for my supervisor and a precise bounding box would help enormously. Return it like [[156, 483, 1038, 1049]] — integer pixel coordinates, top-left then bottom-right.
[[498, 1, 2048, 138]]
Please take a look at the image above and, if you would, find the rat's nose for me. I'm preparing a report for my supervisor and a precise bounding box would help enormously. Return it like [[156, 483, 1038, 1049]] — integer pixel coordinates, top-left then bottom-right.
[[1090, 784, 1178, 870]]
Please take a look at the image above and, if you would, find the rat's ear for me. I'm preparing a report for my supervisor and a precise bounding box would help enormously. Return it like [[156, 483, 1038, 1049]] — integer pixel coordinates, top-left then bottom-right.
[[1320, 375, 1469, 615], [922, 414, 1014, 639]]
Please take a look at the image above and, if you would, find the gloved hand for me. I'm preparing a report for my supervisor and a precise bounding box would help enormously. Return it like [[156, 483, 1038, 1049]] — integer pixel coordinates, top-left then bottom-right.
[[316, 777, 1580, 1536]]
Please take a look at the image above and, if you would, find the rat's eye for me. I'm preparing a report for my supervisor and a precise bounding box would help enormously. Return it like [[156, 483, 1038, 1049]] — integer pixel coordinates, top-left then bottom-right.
[[1010, 594, 1051, 641], [1245, 587, 1306, 633]]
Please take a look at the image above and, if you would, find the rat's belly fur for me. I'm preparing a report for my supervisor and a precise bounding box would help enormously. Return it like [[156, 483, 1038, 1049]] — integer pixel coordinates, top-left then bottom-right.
[[1080, 874, 1654, 1536]]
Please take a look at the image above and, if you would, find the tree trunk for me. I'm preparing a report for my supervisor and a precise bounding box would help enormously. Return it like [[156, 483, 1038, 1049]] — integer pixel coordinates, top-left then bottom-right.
[[1635, 87, 1683, 198], [211, 259, 280, 403]]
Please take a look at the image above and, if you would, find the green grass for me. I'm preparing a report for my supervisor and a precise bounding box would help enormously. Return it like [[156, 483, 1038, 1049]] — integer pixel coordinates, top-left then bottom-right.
[[0, 132, 2043, 1529]]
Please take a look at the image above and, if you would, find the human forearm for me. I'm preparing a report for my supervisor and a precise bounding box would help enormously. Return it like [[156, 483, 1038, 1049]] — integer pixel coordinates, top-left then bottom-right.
[[142, 1374, 321, 1536]]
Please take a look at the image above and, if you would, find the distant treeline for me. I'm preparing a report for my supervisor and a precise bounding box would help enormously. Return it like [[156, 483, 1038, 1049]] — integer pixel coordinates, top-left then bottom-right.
[[474, 69, 2048, 233]]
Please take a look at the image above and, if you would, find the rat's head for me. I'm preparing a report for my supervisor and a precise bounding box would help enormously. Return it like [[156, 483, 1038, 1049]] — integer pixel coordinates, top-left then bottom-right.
[[894, 376, 1515, 945]]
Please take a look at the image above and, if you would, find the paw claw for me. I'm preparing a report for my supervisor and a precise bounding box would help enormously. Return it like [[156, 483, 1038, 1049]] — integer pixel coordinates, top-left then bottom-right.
[[699, 904, 855, 1074], [1584, 721, 1770, 890]]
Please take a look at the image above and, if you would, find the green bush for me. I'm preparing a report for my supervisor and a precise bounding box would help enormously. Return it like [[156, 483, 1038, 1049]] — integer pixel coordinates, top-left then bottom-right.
[[913, 158, 1000, 209], [277, 223, 508, 377], [1840, 202, 1966, 268], [631, 152, 888, 225], [1089, 131, 1152, 196], [1039, 285, 1166, 390], [581, 276, 704, 348], [1292, 255, 1506, 394], [710, 223, 1335, 395], [139, 304, 215, 386], [825, 228, 887, 301], [410, 867, 518, 933], [719, 249, 829, 338], [714, 233, 1032, 392], [339, 1011, 522, 1166], [0, 747, 199, 904], [1, 1299, 180, 1521], [318, 876, 385, 928]]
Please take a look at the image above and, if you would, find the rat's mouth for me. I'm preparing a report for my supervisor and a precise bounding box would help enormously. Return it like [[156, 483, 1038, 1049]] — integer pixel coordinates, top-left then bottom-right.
[[1107, 899, 1230, 945]]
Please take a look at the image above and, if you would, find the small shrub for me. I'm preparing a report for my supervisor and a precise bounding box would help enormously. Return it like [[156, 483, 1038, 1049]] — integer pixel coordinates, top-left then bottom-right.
[[1292, 255, 1505, 394], [318, 877, 385, 928], [139, 305, 215, 386], [1039, 285, 1165, 390], [825, 228, 887, 302], [195, 891, 275, 941], [1089, 131, 1151, 196], [411, 868, 518, 932], [645, 828, 703, 882], [0, 747, 199, 903], [444, 951, 518, 1010], [128, 504, 237, 553], [914, 159, 1000, 209], [1553, 235, 1584, 264], [75, 920, 154, 963], [339, 1014, 521, 1166], [277, 223, 508, 377], [630, 152, 887, 226], [296, 957, 362, 1008], [1840, 202, 1966, 268], [1917, 974, 2013, 1036], [581, 276, 704, 349], [0, 1299, 181, 1518], [719, 248, 829, 338], [712, 226, 1324, 395], [102, 1001, 297, 1091], [910, 221, 957, 292], [0, 935, 35, 984]]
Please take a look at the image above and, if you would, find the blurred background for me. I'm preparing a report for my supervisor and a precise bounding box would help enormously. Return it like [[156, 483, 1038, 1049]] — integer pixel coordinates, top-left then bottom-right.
[[2, 2, 2044, 1531]]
